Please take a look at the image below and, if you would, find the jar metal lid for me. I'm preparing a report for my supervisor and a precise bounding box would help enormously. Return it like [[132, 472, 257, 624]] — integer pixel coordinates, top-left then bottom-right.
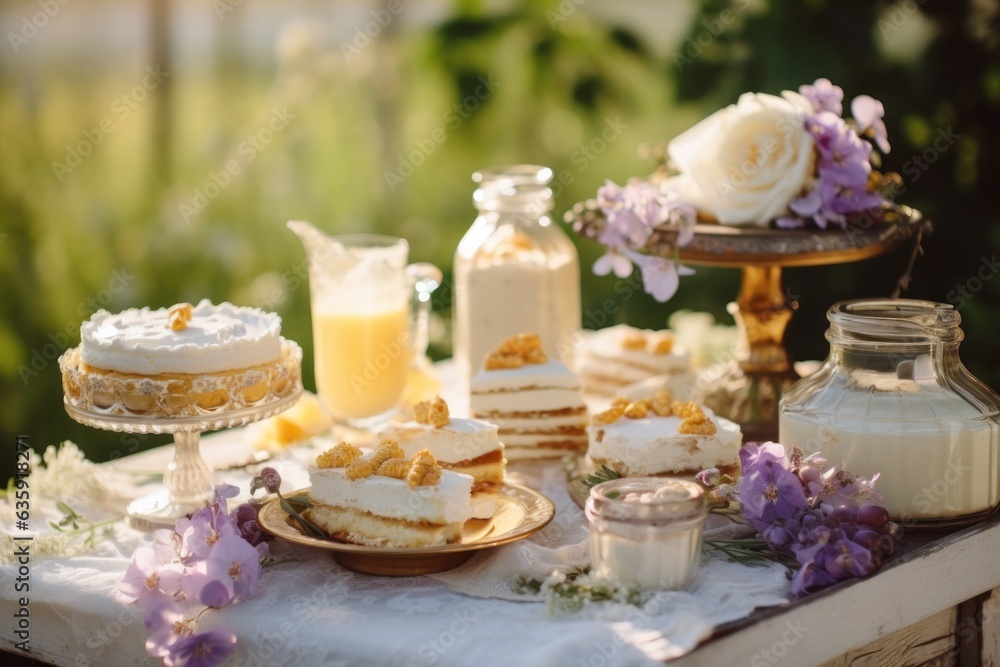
[[585, 477, 707, 524]]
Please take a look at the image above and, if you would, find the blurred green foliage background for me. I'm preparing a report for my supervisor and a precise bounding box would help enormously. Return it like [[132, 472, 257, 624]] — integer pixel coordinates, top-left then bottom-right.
[[1, 0, 998, 474]]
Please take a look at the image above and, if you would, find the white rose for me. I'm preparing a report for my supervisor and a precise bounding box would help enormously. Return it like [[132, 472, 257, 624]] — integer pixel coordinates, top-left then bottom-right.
[[664, 91, 815, 227]]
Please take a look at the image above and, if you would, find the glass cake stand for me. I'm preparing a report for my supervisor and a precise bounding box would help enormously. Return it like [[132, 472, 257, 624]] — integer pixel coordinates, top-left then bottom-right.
[[568, 202, 931, 441], [60, 340, 303, 532]]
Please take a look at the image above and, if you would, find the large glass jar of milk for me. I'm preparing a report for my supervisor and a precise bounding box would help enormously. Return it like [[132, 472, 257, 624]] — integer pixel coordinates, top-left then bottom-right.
[[453, 165, 581, 380], [779, 299, 1000, 527]]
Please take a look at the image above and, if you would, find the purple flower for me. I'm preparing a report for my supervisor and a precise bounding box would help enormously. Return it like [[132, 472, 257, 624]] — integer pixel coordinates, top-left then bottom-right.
[[737, 458, 810, 533], [206, 534, 262, 599], [260, 468, 281, 494], [824, 539, 875, 578], [233, 503, 258, 529], [819, 179, 883, 215], [597, 179, 665, 247], [800, 78, 844, 115], [851, 95, 890, 153], [199, 579, 234, 608], [116, 546, 184, 604], [593, 249, 633, 279], [739, 441, 788, 472], [817, 127, 871, 189], [177, 505, 237, 562], [592, 179, 697, 303], [164, 628, 238, 667], [145, 598, 194, 658], [622, 248, 695, 303], [789, 558, 839, 595]]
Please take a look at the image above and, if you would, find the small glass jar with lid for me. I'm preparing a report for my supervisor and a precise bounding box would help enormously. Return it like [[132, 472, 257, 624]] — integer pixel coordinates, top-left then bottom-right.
[[453, 165, 581, 380], [585, 477, 708, 590], [779, 299, 1000, 527]]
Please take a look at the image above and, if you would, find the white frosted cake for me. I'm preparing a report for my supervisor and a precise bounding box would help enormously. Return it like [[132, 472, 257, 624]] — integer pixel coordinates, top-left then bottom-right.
[[382, 396, 505, 519], [578, 324, 693, 397], [587, 392, 742, 477], [308, 441, 473, 547], [470, 334, 588, 459], [79, 299, 282, 374], [59, 300, 301, 417]]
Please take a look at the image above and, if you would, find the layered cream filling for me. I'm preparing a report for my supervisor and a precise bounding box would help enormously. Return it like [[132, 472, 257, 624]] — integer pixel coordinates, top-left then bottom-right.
[[81, 299, 282, 375], [308, 465, 472, 525], [470, 360, 582, 393], [587, 407, 742, 476], [470, 389, 586, 414]]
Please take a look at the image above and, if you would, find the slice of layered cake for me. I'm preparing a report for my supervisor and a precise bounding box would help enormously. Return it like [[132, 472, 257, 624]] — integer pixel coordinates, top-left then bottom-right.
[[578, 324, 694, 397], [381, 396, 505, 519], [470, 334, 588, 460], [307, 441, 473, 547], [586, 391, 742, 477]]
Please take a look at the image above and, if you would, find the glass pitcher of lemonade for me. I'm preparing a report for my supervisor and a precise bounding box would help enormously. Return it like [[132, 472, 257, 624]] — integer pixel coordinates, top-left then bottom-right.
[[287, 221, 441, 428]]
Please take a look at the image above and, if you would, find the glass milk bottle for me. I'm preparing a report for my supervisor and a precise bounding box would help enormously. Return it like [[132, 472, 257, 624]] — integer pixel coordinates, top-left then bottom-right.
[[779, 299, 1000, 527], [453, 165, 581, 379]]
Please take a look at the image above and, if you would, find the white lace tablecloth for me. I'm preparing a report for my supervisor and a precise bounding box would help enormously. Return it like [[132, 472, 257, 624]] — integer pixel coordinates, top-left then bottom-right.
[[0, 424, 792, 667]]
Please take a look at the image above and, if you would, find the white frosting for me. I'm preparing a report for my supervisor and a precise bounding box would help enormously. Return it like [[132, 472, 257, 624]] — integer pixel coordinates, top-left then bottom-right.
[[382, 418, 502, 462], [470, 388, 586, 414], [308, 465, 473, 524], [80, 299, 281, 374], [470, 360, 582, 393], [587, 407, 742, 475]]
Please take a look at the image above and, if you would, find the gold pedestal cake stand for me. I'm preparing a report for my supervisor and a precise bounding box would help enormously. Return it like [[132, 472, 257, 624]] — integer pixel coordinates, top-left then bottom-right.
[[569, 204, 930, 442]]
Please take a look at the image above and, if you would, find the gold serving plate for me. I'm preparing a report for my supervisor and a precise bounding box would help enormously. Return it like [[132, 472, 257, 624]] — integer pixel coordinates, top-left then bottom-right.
[[258, 483, 555, 576]]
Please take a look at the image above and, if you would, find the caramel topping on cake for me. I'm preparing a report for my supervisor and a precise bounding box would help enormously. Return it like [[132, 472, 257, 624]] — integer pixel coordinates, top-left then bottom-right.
[[672, 401, 697, 419], [594, 390, 702, 426], [623, 400, 649, 419], [375, 458, 411, 479], [168, 303, 193, 331], [407, 449, 442, 488], [316, 442, 363, 469], [618, 329, 675, 355], [620, 333, 647, 350], [675, 402, 717, 435], [593, 405, 625, 425], [483, 333, 547, 370], [652, 336, 674, 355], [414, 395, 450, 428], [346, 440, 405, 480], [650, 389, 673, 416]]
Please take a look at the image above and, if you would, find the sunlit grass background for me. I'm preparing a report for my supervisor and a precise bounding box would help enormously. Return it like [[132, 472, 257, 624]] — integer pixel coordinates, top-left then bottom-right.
[[2, 0, 998, 474]]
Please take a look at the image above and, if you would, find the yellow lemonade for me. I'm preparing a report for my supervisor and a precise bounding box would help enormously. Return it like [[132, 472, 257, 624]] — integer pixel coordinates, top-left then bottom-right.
[[313, 306, 411, 419]]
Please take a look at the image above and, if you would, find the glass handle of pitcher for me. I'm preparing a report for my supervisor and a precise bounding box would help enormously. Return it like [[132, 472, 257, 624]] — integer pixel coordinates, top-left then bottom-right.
[[406, 262, 442, 359]]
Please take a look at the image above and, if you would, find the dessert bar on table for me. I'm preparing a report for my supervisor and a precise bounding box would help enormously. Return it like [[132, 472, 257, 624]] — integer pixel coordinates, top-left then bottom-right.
[[380, 396, 506, 519], [59, 300, 302, 530], [470, 333, 589, 459], [586, 391, 742, 478], [307, 441, 473, 548]]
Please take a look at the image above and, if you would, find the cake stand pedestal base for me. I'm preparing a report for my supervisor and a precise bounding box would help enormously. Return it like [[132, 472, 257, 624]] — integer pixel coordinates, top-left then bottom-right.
[[126, 489, 210, 532], [692, 265, 798, 442]]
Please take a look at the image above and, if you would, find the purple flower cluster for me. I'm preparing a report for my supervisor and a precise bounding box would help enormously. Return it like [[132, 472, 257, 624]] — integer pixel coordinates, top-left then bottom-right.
[[779, 79, 891, 229], [593, 178, 696, 302], [735, 442, 900, 595], [116, 468, 282, 667]]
